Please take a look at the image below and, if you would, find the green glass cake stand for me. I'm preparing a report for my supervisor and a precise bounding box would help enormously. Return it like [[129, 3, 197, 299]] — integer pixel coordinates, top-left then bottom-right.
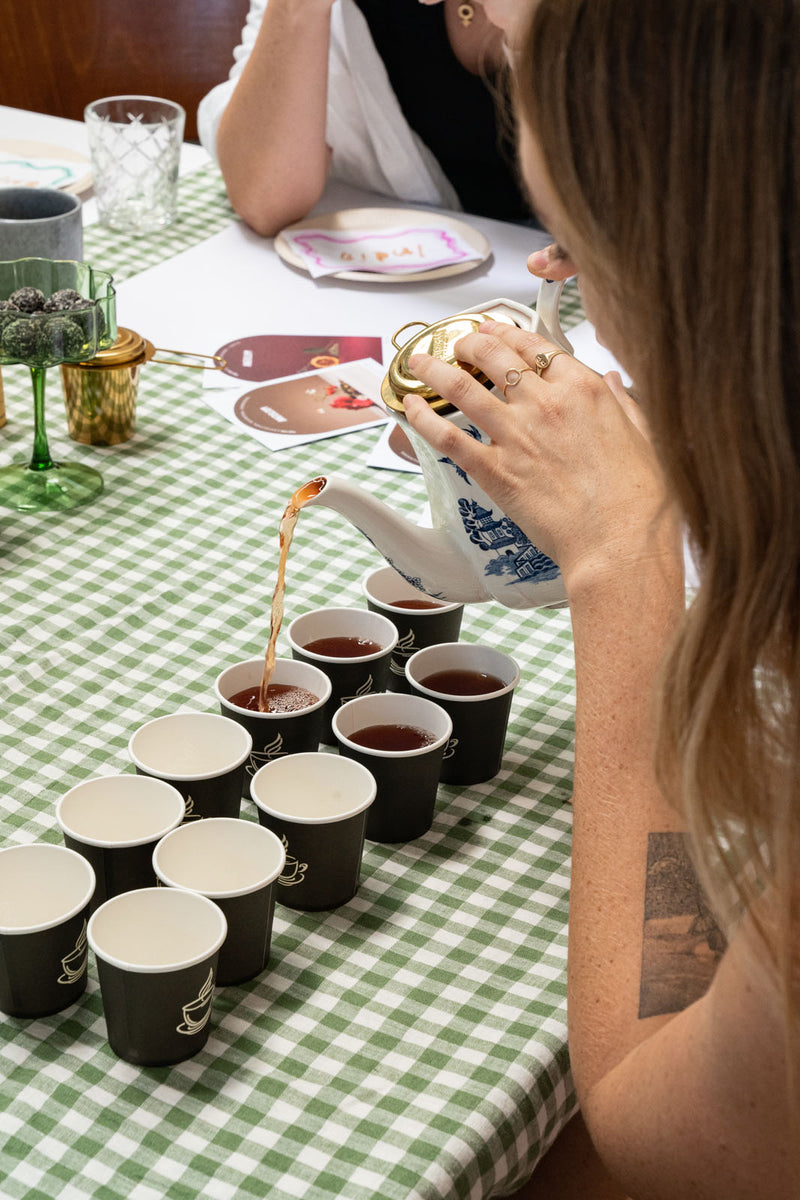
[[0, 257, 117, 512]]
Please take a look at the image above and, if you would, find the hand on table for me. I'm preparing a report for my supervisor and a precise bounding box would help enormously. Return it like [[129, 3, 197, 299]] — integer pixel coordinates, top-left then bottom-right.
[[406, 321, 675, 598]]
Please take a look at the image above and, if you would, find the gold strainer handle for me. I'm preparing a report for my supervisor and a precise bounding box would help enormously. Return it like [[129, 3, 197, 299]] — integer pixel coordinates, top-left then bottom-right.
[[151, 348, 227, 370]]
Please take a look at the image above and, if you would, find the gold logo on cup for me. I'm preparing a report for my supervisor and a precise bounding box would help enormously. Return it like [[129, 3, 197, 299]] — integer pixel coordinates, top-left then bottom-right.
[[248, 732, 285, 776], [176, 967, 215, 1036], [390, 630, 417, 675], [278, 833, 307, 887], [341, 675, 374, 705], [58, 919, 88, 985], [183, 794, 202, 821]]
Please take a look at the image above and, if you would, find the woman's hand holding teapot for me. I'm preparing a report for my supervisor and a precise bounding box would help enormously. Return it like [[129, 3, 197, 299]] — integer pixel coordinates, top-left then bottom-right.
[[405, 322, 679, 601]]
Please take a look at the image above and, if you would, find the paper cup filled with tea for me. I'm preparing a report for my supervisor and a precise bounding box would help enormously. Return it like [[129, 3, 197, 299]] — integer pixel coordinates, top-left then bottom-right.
[[362, 565, 464, 693], [215, 657, 331, 795], [405, 642, 520, 785], [287, 607, 397, 744], [333, 690, 452, 842]]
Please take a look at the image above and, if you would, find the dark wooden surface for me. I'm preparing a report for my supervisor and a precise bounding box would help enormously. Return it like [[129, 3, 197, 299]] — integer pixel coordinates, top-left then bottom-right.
[[0, 0, 251, 141]]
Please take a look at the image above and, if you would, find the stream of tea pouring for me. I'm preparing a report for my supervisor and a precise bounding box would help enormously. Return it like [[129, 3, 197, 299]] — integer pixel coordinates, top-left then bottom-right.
[[257, 477, 326, 711]]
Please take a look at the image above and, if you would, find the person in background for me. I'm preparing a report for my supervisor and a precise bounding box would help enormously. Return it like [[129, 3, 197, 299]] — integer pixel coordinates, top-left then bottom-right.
[[197, 0, 532, 236], [403, 1, 800, 1197]]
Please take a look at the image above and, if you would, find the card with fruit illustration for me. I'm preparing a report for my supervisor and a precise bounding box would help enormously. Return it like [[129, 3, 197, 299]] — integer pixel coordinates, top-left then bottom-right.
[[205, 358, 388, 450]]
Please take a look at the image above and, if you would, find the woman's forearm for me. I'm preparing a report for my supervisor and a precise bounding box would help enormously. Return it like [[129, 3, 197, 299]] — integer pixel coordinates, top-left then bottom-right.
[[565, 526, 688, 1096], [402, 329, 696, 1091], [216, 0, 335, 236]]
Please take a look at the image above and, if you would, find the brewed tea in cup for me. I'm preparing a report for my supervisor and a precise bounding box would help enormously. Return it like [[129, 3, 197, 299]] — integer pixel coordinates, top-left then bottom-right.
[[287, 607, 397, 744], [214, 657, 332, 795], [362, 565, 464, 693], [406, 642, 520, 784], [333, 690, 452, 842]]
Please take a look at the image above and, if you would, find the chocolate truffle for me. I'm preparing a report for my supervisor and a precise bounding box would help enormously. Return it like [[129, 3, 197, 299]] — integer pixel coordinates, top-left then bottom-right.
[[8, 287, 46, 313], [43, 288, 85, 312], [70, 300, 106, 343], [2, 317, 44, 360], [40, 316, 85, 361], [0, 299, 18, 336]]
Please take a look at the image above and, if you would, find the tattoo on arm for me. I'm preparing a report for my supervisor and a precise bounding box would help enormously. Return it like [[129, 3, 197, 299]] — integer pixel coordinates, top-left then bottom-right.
[[638, 832, 726, 1019]]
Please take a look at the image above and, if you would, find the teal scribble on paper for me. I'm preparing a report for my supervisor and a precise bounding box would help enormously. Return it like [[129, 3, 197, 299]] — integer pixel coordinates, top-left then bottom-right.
[[0, 156, 76, 188]]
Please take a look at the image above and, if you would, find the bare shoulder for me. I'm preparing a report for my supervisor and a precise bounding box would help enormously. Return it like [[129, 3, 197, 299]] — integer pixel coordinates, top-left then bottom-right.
[[582, 914, 798, 1200]]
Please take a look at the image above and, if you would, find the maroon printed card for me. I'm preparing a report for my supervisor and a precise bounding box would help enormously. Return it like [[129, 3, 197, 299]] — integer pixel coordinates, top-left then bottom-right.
[[214, 334, 383, 383]]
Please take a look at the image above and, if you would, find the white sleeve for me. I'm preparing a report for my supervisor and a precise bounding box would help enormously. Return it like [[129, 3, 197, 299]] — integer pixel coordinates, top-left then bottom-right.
[[196, 0, 268, 161], [197, 0, 458, 210], [329, 1, 460, 208]]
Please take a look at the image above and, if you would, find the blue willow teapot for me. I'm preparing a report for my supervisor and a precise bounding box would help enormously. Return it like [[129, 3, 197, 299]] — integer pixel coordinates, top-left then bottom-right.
[[303, 283, 574, 609]]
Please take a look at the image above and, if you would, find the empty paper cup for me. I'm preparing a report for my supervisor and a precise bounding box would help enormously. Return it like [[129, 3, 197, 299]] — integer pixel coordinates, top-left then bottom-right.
[[363, 565, 464, 692], [214, 657, 332, 795], [0, 843, 95, 1018], [153, 818, 285, 986], [406, 642, 520, 785], [287, 607, 398, 744], [87, 887, 226, 1065], [128, 712, 252, 820], [251, 753, 376, 911], [332, 691, 452, 842], [56, 774, 185, 909]]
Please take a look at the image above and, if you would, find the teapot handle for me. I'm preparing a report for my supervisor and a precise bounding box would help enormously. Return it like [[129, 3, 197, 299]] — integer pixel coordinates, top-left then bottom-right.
[[391, 321, 430, 351], [533, 279, 574, 355]]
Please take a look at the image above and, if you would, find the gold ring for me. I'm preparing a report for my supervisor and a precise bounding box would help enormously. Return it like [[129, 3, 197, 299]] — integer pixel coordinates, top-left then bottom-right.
[[502, 365, 535, 399], [533, 348, 567, 377]]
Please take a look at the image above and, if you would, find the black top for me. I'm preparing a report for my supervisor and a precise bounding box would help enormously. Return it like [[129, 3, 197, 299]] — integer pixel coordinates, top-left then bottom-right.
[[352, 0, 532, 224]]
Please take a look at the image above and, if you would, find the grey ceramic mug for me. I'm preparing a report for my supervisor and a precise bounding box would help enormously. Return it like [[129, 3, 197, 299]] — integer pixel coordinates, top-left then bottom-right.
[[0, 188, 83, 261]]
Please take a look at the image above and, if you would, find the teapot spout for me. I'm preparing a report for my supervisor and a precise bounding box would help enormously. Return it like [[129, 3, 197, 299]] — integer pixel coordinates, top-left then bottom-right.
[[302, 475, 488, 603]]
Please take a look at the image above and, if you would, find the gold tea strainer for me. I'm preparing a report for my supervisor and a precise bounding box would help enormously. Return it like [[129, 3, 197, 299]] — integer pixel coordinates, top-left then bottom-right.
[[60, 327, 226, 446]]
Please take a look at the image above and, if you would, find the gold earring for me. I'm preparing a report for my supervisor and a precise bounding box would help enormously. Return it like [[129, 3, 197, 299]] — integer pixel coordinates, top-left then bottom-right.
[[458, 4, 475, 28]]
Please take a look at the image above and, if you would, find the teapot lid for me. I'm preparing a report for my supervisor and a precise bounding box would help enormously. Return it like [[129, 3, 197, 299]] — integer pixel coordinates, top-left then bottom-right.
[[381, 310, 518, 414]]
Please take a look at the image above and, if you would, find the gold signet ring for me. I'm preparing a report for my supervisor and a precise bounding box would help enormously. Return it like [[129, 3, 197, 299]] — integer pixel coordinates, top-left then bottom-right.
[[533, 348, 567, 377]]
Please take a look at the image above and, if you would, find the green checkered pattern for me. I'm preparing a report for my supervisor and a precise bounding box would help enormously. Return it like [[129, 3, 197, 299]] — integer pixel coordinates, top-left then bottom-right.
[[0, 165, 580, 1200]]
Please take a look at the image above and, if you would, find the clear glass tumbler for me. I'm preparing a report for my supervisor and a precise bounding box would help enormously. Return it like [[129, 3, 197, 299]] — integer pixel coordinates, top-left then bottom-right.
[[84, 95, 185, 233]]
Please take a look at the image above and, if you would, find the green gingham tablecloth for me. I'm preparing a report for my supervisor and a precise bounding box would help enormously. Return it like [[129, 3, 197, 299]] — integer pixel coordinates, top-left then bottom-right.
[[0, 165, 580, 1200]]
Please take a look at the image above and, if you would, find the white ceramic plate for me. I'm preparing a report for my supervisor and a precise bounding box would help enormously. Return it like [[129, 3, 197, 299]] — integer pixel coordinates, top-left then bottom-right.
[[275, 206, 491, 284], [0, 139, 92, 195]]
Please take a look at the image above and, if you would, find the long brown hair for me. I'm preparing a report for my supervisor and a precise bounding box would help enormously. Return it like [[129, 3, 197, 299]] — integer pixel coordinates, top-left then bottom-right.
[[517, 0, 800, 1070]]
